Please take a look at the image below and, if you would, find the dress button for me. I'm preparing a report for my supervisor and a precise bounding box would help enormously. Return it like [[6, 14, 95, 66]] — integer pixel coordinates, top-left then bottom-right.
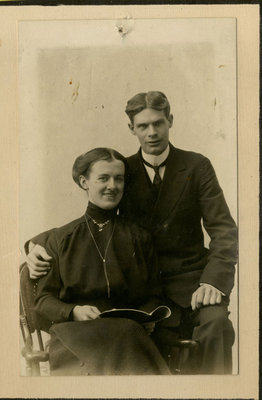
[[79, 361, 85, 367]]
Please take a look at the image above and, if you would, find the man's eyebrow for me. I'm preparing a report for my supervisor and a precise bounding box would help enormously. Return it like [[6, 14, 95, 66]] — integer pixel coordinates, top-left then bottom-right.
[[136, 122, 148, 127], [153, 118, 165, 123], [98, 173, 124, 177], [136, 118, 165, 127]]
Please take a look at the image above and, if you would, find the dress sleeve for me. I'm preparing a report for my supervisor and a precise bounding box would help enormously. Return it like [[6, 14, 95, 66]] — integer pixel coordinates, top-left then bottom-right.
[[34, 230, 76, 324], [137, 232, 164, 313], [197, 156, 238, 296], [24, 229, 55, 255]]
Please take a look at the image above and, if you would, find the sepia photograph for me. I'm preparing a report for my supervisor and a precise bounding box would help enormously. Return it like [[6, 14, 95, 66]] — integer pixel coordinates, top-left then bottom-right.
[[0, 3, 259, 399], [19, 17, 238, 377]]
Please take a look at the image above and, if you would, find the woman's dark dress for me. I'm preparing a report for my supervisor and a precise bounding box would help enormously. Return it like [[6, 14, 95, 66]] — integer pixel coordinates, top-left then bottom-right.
[[34, 204, 170, 375]]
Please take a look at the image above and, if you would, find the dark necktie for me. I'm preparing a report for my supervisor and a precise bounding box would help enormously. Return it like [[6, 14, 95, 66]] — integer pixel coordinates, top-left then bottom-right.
[[142, 158, 167, 191]]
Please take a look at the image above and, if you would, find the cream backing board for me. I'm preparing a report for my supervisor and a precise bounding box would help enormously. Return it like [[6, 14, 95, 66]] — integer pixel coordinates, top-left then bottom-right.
[[0, 4, 259, 399]]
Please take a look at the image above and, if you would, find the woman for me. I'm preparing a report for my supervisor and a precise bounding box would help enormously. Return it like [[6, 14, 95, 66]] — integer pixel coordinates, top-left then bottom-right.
[[33, 147, 170, 375]]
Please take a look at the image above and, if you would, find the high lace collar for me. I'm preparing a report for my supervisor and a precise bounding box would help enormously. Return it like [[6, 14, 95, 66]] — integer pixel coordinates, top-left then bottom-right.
[[85, 201, 117, 223]]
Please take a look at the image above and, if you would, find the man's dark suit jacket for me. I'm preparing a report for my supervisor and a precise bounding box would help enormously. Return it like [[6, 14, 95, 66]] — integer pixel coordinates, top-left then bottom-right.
[[120, 144, 237, 308]]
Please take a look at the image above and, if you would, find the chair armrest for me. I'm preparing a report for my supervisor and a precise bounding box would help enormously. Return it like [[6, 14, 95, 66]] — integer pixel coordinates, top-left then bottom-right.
[[20, 316, 49, 363], [21, 347, 49, 363]]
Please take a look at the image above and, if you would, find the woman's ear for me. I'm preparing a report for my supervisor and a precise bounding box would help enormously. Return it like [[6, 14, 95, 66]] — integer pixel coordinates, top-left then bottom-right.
[[79, 175, 89, 191], [168, 114, 173, 128]]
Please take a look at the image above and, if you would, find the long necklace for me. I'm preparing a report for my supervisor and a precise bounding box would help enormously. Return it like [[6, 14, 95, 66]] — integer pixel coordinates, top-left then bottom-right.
[[84, 214, 115, 298]]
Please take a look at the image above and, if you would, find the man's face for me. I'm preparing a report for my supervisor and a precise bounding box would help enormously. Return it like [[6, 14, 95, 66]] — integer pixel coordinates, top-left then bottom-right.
[[129, 108, 173, 155]]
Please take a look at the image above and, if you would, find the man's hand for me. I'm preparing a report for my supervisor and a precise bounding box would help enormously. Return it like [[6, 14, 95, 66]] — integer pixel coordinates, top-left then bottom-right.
[[72, 305, 101, 321], [191, 283, 223, 311], [142, 322, 156, 335], [26, 242, 52, 279]]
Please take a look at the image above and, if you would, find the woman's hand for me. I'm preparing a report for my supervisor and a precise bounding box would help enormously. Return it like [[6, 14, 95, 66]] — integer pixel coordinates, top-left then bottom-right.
[[142, 322, 156, 335], [72, 305, 101, 321], [26, 242, 52, 279]]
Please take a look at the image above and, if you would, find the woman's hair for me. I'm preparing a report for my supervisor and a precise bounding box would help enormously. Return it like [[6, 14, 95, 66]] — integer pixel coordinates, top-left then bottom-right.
[[72, 147, 127, 189], [125, 91, 171, 124]]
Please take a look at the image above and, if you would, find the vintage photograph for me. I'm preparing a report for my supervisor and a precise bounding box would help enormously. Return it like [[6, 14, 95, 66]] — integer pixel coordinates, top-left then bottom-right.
[[19, 18, 238, 377]]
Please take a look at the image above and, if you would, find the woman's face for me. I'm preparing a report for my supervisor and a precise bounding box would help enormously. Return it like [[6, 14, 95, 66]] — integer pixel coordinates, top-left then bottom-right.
[[82, 159, 125, 210]]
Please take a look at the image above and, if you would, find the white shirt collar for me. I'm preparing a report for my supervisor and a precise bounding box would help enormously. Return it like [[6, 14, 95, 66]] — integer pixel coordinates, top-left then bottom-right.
[[142, 144, 170, 166]]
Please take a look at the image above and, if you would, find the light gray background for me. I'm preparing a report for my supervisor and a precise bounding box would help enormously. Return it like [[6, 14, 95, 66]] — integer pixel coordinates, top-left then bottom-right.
[[19, 18, 237, 372]]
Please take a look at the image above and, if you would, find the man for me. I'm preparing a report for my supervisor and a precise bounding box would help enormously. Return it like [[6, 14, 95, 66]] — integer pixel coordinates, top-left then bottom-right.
[[25, 91, 237, 374]]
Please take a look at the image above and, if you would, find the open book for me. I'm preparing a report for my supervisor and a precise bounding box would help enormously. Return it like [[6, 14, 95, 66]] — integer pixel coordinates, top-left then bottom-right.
[[100, 305, 171, 324]]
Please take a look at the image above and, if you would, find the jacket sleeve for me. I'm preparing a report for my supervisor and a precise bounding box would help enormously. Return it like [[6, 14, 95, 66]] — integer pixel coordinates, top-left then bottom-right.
[[34, 230, 76, 323], [197, 156, 238, 296]]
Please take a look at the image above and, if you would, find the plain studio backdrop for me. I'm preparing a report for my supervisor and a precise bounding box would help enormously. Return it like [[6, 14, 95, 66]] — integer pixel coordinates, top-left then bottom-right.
[[19, 18, 237, 372]]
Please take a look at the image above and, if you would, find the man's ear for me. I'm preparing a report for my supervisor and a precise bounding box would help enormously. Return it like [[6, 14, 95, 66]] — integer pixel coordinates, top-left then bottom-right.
[[168, 114, 173, 128], [79, 175, 89, 191], [128, 123, 135, 135]]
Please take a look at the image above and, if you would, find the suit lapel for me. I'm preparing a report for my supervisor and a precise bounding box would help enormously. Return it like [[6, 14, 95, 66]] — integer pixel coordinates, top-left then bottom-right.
[[153, 145, 188, 223], [127, 146, 189, 225], [127, 151, 157, 213]]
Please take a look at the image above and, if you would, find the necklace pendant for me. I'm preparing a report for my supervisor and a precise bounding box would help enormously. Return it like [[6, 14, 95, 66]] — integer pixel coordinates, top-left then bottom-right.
[[90, 218, 110, 231]]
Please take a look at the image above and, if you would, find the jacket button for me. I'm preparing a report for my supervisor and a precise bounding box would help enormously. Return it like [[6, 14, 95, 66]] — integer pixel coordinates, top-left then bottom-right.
[[80, 362, 85, 367]]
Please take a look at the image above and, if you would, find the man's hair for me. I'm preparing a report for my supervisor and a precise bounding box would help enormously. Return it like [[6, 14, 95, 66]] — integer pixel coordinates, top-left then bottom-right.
[[125, 91, 171, 124], [72, 147, 127, 189]]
